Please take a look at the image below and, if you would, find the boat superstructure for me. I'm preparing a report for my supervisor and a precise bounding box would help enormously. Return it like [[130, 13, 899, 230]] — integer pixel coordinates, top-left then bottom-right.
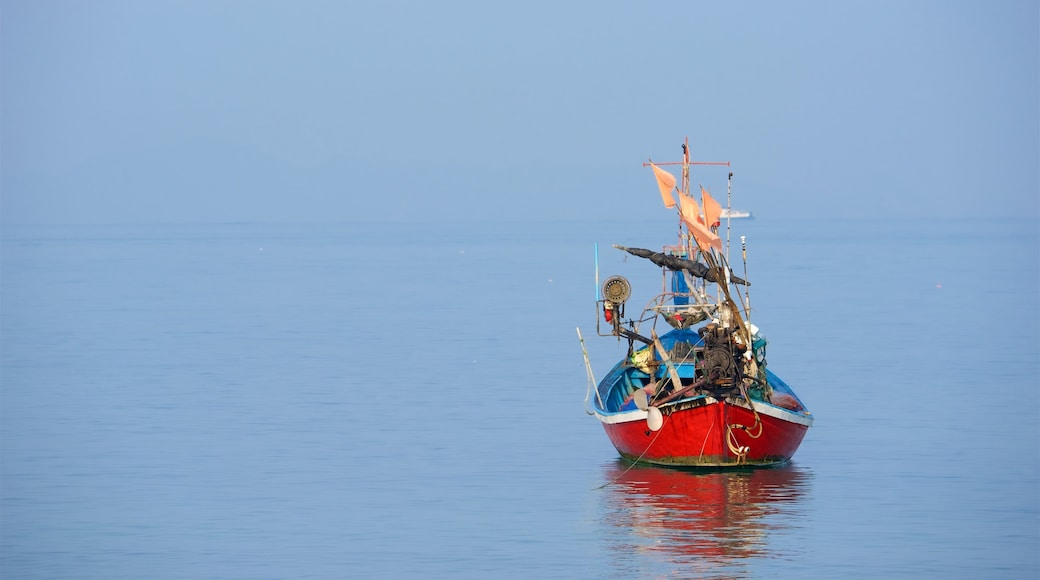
[[579, 139, 812, 467]]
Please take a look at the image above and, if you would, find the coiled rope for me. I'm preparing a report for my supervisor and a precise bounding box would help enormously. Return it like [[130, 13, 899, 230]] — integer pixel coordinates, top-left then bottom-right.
[[725, 383, 764, 463]]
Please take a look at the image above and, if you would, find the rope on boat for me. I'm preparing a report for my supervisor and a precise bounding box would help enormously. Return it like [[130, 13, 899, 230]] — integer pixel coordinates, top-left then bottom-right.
[[593, 413, 671, 490], [725, 383, 765, 463]]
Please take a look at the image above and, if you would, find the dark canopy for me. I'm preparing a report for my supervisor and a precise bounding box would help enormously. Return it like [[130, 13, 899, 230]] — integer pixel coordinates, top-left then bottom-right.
[[613, 245, 749, 286]]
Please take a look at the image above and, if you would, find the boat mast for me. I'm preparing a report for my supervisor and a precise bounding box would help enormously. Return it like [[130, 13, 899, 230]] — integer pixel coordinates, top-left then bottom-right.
[[681, 138, 692, 257]]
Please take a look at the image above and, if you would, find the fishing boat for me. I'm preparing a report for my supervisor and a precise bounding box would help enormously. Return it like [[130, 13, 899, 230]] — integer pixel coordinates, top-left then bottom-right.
[[578, 138, 813, 468], [720, 208, 753, 219]]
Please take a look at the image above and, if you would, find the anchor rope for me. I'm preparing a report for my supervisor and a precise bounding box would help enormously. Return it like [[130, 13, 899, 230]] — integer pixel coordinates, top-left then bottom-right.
[[593, 412, 671, 490]]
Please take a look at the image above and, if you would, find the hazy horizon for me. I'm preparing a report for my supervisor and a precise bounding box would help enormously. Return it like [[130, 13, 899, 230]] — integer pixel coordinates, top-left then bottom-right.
[[3, 1, 1038, 225]]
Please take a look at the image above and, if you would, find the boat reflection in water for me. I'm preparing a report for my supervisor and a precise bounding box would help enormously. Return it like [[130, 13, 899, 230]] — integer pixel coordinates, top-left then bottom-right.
[[599, 461, 813, 576]]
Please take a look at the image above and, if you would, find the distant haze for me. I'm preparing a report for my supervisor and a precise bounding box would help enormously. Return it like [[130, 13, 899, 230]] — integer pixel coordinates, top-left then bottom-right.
[[3, 1, 1037, 224]]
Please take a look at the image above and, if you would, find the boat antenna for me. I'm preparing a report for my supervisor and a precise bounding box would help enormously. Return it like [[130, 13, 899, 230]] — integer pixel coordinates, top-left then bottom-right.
[[726, 171, 733, 261], [682, 138, 690, 254], [741, 235, 751, 326]]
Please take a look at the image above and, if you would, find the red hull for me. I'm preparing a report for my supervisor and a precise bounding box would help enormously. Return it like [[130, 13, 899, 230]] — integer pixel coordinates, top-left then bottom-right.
[[598, 399, 809, 467]]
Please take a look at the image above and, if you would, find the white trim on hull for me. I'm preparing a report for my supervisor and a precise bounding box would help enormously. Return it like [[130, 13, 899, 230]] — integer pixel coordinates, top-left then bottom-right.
[[747, 400, 815, 427], [594, 396, 814, 428]]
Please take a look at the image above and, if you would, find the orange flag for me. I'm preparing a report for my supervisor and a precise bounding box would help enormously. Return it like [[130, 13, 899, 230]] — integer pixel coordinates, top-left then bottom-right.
[[678, 193, 722, 252], [690, 220, 723, 252], [650, 164, 677, 208], [678, 192, 702, 226], [701, 187, 722, 229]]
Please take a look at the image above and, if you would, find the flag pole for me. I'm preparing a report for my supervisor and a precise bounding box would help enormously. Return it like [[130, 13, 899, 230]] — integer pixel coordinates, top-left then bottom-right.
[[741, 234, 751, 327]]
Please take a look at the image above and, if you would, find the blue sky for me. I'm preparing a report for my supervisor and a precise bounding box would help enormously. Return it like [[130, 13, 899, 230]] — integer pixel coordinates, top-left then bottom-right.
[[2, 0, 1037, 224]]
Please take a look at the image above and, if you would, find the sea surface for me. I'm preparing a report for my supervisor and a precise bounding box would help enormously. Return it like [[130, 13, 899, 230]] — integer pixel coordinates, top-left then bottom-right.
[[2, 218, 1038, 579]]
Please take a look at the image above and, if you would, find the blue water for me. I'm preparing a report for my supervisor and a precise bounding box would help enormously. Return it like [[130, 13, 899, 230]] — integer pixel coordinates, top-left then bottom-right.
[[2, 218, 1037, 578]]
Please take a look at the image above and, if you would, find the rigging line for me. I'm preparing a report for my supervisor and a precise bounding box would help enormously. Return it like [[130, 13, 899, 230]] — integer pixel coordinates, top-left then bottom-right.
[[717, 252, 752, 320], [704, 249, 752, 347]]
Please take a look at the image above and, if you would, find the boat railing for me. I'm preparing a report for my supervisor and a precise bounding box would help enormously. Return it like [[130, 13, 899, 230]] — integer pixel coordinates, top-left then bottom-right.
[[639, 292, 719, 331]]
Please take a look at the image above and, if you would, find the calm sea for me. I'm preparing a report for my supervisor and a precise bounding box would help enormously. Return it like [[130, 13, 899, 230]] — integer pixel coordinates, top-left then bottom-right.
[[2, 218, 1037, 579]]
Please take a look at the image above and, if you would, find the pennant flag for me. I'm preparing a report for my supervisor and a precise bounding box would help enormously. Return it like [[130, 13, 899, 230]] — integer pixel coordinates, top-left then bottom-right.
[[701, 187, 722, 229], [678, 193, 722, 252], [650, 164, 677, 208], [689, 220, 723, 252], [677, 192, 703, 227]]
